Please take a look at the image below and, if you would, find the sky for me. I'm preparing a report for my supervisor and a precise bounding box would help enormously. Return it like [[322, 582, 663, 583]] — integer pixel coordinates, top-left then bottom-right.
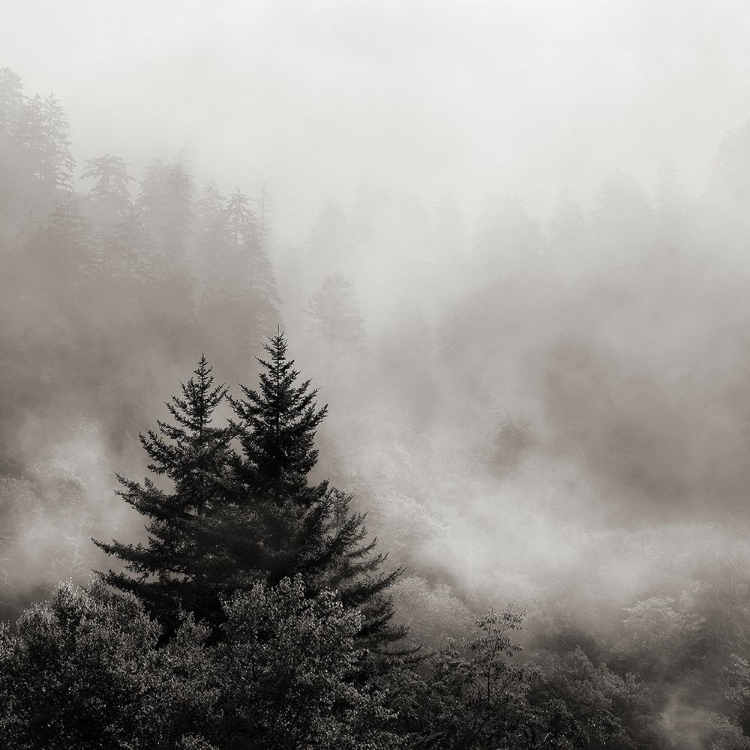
[[4, 0, 750, 240]]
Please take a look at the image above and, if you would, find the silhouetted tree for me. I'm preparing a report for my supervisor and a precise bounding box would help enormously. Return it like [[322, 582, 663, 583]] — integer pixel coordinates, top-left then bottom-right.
[[305, 273, 365, 386], [82, 154, 133, 212], [95, 356, 233, 634], [228, 334, 404, 649]]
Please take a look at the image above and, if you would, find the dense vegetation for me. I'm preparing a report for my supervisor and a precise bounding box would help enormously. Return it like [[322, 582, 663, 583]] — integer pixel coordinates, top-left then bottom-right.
[[4, 66, 750, 747]]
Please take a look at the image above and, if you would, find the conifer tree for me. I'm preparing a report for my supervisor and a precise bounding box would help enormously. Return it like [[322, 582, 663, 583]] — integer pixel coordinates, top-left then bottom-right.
[[94, 356, 233, 634], [39, 196, 92, 275], [199, 188, 280, 378], [81, 154, 133, 212], [98, 338, 404, 649], [0, 67, 25, 143], [228, 333, 404, 649], [161, 161, 194, 262], [113, 199, 151, 278], [305, 273, 365, 387], [41, 93, 75, 192]]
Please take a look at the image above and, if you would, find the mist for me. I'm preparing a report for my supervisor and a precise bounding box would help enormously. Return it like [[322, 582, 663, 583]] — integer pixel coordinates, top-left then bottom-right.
[[4, 2, 750, 747]]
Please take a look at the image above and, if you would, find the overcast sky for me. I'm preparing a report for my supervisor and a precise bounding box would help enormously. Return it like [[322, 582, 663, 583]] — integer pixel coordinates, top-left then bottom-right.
[[4, 0, 750, 240]]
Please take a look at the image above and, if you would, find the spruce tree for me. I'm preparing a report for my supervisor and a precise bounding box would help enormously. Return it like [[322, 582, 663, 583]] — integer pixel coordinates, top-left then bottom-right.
[[94, 356, 233, 635], [97, 338, 404, 649], [229, 333, 405, 649]]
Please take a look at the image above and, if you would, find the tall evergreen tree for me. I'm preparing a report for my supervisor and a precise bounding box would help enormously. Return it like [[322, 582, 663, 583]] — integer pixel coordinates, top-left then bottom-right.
[[38, 196, 92, 275], [81, 154, 133, 212], [94, 356, 233, 635], [0, 67, 25, 143], [97, 338, 404, 649], [305, 273, 366, 387], [160, 161, 194, 263], [113, 199, 152, 278], [199, 188, 280, 378], [82, 155, 135, 274], [229, 334, 404, 649], [0, 68, 26, 226]]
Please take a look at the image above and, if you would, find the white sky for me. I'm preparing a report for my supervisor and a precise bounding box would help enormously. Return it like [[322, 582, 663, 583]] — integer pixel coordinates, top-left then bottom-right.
[[4, 0, 750, 240]]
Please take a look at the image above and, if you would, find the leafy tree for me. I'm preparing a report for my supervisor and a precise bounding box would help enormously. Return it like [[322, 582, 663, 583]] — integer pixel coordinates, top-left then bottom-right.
[[208, 576, 400, 749], [397, 608, 620, 750], [0, 576, 401, 750], [95, 356, 233, 634], [0, 579, 167, 749]]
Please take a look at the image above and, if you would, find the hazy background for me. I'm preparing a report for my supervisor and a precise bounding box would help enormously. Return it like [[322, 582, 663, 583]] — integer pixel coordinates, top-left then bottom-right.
[[5, 0, 750, 238]]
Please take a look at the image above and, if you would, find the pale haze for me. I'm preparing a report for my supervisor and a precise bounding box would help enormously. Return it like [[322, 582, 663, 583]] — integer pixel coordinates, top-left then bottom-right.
[[5, 0, 750, 237]]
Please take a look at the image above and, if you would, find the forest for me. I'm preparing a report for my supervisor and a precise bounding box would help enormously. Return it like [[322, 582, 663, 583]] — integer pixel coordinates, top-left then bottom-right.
[[3, 56, 750, 749]]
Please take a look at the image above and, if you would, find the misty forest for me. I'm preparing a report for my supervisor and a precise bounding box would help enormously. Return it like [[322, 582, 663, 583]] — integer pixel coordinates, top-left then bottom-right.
[[4, 6, 750, 749]]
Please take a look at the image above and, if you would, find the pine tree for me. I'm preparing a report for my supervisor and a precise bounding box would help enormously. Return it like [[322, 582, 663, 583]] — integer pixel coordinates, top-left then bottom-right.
[[39, 196, 92, 275], [113, 199, 151, 278], [81, 154, 133, 212], [14, 92, 75, 195], [229, 333, 404, 649], [199, 188, 280, 378], [161, 161, 194, 262], [305, 273, 365, 387], [0, 67, 25, 142], [41, 93, 75, 192], [94, 356, 233, 635], [0, 68, 26, 226], [97, 339, 404, 649]]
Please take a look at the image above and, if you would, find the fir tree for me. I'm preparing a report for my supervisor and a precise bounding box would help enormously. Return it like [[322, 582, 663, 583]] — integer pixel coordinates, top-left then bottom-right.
[[113, 199, 152, 278], [39, 196, 92, 275], [81, 154, 134, 212], [305, 273, 365, 387], [94, 356, 233, 635], [97, 338, 404, 648], [229, 333, 404, 649], [161, 161, 194, 262]]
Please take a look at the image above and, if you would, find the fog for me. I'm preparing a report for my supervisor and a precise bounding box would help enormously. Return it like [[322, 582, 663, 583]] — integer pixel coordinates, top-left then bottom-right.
[[4, 2, 750, 746], [6, 0, 750, 237]]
